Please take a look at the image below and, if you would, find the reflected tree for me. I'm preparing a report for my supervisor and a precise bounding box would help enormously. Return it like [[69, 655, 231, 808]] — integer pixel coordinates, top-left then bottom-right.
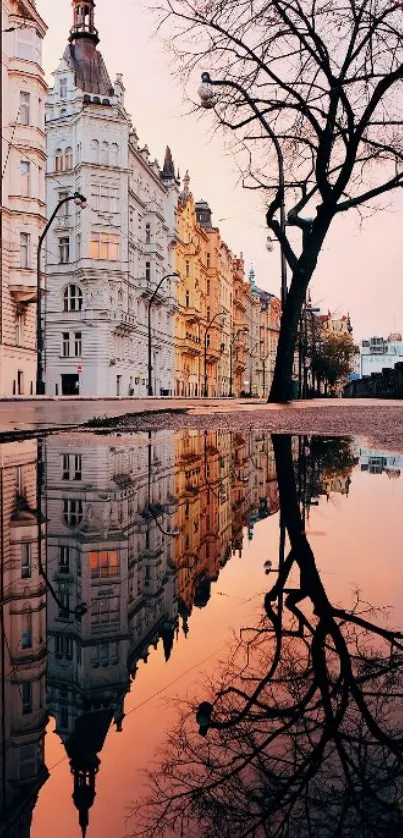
[[128, 435, 403, 838]]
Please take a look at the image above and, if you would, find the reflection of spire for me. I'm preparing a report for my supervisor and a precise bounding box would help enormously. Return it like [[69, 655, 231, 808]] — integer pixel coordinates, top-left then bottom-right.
[[66, 709, 113, 838], [161, 625, 175, 662]]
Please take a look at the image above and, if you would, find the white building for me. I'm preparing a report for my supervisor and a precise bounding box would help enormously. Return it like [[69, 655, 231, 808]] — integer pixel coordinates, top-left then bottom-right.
[[358, 333, 403, 378], [44, 0, 178, 397], [44, 430, 178, 833], [1, 0, 47, 396]]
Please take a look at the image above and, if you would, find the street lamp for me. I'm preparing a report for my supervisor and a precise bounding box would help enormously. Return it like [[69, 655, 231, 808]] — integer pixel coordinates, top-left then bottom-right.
[[229, 327, 248, 398], [204, 311, 226, 398], [147, 272, 178, 397], [199, 72, 287, 309], [249, 341, 259, 397], [36, 191, 87, 395]]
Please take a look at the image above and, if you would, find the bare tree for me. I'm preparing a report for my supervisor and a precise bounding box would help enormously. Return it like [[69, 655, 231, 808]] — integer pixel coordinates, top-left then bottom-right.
[[128, 435, 403, 837], [155, 0, 403, 401]]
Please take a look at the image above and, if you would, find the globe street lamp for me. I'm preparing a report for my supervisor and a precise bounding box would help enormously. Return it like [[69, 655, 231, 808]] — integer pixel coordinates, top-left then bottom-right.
[[204, 311, 226, 398], [147, 273, 178, 397], [36, 191, 87, 395], [199, 72, 287, 309], [229, 327, 248, 397]]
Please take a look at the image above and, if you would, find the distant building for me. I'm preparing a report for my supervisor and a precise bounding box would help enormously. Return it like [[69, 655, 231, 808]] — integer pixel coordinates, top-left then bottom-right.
[[358, 447, 403, 477], [1, 0, 47, 396], [358, 333, 403, 378]]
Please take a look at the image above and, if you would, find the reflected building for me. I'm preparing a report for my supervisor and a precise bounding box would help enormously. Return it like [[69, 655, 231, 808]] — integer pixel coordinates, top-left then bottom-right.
[[43, 431, 177, 835], [0, 441, 47, 838], [358, 448, 403, 478]]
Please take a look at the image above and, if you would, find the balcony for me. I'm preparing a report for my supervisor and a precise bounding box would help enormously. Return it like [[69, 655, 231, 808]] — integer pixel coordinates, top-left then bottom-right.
[[178, 333, 201, 355], [111, 310, 137, 333], [9, 270, 37, 304]]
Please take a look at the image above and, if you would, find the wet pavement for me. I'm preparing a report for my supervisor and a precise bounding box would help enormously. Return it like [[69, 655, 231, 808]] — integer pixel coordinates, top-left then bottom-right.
[[1, 428, 403, 837]]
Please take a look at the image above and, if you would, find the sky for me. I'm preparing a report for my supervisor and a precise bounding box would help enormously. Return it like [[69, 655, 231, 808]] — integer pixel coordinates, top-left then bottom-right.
[[36, 0, 403, 341]]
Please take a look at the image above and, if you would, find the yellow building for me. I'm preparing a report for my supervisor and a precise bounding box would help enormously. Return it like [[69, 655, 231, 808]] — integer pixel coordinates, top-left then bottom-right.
[[174, 174, 205, 397]]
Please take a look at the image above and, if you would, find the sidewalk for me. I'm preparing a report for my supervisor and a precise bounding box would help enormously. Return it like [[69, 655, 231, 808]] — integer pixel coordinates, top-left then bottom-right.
[[0, 396, 402, 442]]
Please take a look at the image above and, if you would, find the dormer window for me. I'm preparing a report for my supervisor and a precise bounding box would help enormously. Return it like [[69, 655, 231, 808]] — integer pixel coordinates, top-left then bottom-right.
[[60, 78, 68, 99]]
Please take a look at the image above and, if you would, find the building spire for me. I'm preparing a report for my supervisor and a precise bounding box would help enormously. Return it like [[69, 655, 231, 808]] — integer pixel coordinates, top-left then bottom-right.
[[70, 0, 99, 44], [161, 146, 175, 181]]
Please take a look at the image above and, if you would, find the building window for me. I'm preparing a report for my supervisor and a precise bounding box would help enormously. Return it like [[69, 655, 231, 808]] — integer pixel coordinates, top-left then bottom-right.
[[56, 635, 73, 660], [90, 550, 119, 579], [58, 190, 69, 215], [185, 260, 190, 277], [19, 744, 37, 780], [207, 279, 210, 296], [100, 141, 109, 165], [145, 223, 151, 243], [63, 499, 83, 527], [206, 252, 211, 268], [185, 290, 190, 308], [76, 233, 81, 260], [22, 682, 32, 715], [21, 611, 32, 649], [91, 596, 120, 626], [60, 77, 68, 99], [63, 284, 82, 311], [21, 543, 31, 579], [20, 232, 30, 268], [20, 161, 30, 196], [59, 237, 70, 264], [20, 91, 30, 125], [110, 143, 119, 166], [59, 546, 70, 573], [62, 332, 70, 357], [15, 313, 25, 347], [58, 589, 70, 619], [207, 306, 211, 322], [91, 139, 99, 163], [74, 332, 82, 357], [65, 147, 73, 169], [62, 453, 82, 480], [55, 148, 63, 172], [90, 233, 119, 260], [145, 261, 151, 282]]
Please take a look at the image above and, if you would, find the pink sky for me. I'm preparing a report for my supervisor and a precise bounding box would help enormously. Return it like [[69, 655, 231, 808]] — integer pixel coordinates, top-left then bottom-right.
[[37, 0, 403, 341]]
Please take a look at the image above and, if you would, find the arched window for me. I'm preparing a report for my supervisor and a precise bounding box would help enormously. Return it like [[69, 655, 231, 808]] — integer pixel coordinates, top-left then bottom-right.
[[64, 284, 83, 312], [65, 147, 73, 169], [110, 143, 119, 166], [117, 288, 123, 308], [91, 139, 99, 164], [55, 148, 63, 172], [100, 141, 109, 165], [185, 290, 190, 308]]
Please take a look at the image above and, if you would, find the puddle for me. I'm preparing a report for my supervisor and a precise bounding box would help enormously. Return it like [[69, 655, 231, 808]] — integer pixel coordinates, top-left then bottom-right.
[[1, 431, 402, 837]]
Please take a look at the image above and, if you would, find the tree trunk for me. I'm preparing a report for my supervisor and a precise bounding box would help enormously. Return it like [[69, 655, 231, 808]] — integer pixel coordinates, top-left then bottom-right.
[[268, 209, 334, 404], [269, 270, 308, 402]]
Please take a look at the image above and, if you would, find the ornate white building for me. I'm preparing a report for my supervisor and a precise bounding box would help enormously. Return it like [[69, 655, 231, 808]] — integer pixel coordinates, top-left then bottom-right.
[[44, 0, 178, 397], [1, 0, 47, 396]]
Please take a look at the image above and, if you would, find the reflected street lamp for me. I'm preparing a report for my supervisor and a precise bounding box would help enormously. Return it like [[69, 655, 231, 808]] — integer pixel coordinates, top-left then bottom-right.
[[36, 191, 87, 395]]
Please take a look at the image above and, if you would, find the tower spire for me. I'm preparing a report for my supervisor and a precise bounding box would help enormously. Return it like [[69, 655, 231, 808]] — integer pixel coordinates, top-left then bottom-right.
[[70, 0, 99, 44]]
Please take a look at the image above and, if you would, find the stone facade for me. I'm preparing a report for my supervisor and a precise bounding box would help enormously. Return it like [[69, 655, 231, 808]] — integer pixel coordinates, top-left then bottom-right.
[[44, 0, 177, 397], [1, 0, 47, 396]]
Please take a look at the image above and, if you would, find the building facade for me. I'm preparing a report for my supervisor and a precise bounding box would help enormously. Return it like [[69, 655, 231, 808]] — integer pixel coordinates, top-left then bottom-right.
[[358, 333, 403, 378], [44, 0, 177, 397], [1, 0, 47, 396]]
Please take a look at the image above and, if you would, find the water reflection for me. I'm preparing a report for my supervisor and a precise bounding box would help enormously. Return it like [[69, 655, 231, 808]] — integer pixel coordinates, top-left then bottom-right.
[[0, 430, 392, 837], [130, 435, 403, 838]]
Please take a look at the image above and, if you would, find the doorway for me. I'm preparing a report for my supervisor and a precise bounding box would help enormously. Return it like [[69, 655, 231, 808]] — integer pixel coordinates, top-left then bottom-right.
[[61, 374, 79, 395], [17, 370, 24, 395]]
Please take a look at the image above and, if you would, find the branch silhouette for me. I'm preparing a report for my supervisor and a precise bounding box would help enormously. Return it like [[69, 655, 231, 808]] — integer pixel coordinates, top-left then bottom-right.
[[128, 435, 403, 838]]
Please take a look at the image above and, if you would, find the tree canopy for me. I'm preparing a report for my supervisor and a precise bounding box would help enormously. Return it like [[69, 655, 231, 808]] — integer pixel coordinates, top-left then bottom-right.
[[156, 0, 403, 400]]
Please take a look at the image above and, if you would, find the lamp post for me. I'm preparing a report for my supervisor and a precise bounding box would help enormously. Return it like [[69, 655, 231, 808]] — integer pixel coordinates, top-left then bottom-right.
[[36, 191, 87, 395], [147, 273, 178, 397], [204, 311, 225, 398], [229, 327, 248, 397], [249, 341, 259, 397], [199, 73, 287, 309]]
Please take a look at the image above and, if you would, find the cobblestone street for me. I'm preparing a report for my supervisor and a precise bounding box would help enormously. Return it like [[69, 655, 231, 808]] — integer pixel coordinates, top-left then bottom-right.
[[1, 397, 403, 451]]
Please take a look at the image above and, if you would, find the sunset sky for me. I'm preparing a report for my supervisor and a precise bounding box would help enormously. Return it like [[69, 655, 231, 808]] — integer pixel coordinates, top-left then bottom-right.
[[37, 0, 403, 341]]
